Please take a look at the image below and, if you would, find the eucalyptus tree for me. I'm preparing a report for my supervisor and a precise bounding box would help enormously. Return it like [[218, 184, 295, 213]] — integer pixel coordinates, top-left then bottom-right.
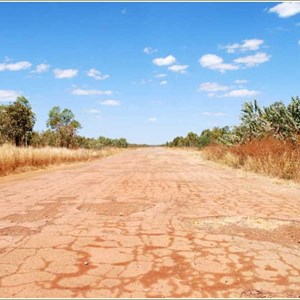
[[0, 96, 35, 146], [47, 106, 81, 148]]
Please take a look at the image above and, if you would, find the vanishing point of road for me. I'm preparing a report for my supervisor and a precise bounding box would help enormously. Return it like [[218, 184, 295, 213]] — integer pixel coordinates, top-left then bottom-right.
[[0, 148, 299, 298]]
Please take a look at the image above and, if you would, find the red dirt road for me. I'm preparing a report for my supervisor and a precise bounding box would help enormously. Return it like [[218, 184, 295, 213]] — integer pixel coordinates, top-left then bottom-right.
[[0, 148, 300, 298]]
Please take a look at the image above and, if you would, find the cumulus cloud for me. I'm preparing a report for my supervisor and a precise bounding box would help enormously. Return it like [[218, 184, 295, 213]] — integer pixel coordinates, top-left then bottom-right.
[[223, 89, 259, 98], [235, 79, 248, 84], [87, 68, 109, 80], [153, 55, 176, 66], [269, 2, 300, 18], [159, 80, 167, 85], [199, 82, 229, 92], [155, 73, 167, 78], [100, 100, 120, 106], [85, 109, 100, 114], [208, 93, 216, 98], [202, 112, 225, 116], [199, 54, 239, 72], [168, 64, 188, 73], [132, 79, 152, 85], [0, 90, 20, 101], [32, 63, 50, 74], [0, 61, 31, 72], [144, 47, 158, 54], [54, 68, 78, 79], [147, 117, 157, 122], [223, 39, 264, 53], [72, 89, 113, 96], [234, 52, 270, 67]]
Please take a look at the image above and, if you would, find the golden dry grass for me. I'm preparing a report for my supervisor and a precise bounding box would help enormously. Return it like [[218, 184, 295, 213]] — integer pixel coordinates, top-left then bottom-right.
[[0, 144, 123, 176], [202, 137, 300, 182]]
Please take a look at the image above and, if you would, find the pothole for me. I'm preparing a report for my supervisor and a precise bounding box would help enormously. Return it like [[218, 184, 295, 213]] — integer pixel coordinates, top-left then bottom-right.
[[188, 216, 300, 247], [193, 216, 292, 231], [1, 202, 61, 223]]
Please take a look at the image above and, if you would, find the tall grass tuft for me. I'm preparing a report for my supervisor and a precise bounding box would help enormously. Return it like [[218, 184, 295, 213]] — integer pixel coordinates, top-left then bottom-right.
[[202, 137, 300, 182], [0, 144, 122, 176]]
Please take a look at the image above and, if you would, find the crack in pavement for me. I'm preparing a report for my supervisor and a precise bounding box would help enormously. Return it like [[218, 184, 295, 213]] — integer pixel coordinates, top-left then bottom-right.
[[0, 148, 299, 297]]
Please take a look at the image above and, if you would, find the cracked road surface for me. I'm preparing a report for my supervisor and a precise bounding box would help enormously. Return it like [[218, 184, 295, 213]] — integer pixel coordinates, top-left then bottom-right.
[[0, 148, 300, 298]]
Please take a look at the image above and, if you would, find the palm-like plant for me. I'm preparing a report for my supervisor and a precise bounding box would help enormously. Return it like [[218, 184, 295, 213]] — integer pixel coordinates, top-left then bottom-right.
[[222, 97, 300, 145]]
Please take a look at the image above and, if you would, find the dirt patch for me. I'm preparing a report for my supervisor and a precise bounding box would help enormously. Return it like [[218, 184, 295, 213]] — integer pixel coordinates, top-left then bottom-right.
[[1, 202, 61, 223], [189, 216, 300, 247], [77, 202, 152, 217], [0, 226, 39, 236], [241, 289, 271, 298]]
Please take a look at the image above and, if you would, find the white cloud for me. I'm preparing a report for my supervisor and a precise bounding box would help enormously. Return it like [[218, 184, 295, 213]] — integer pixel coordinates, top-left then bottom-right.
[[72, 89, 113, 96], [0, 90, 20, 101], [155, 73, 167, 78], [153, 55, 176, 66], [132, 79, 153, 85], [223, 39, 264, 53], [159, 80, 167, 85], [199, 54, 239, 72], [234, 52, 270, 67], [202, 112, 225, 116], [87, 68, 109, 80], [199, 82, 229, 92], [269, 2, 300, 18], [0, 61, 31, 72], [85, 109, 100, 114], [235, 79, 248, 84], [32, 63, 50, 73], [223, 89, 259, 98], [168, 64, 188, 73], [54, 68, 78, 79], [144, 47, 158, 54], [100, 100, 120, 106], [148, 117, 157, 122]]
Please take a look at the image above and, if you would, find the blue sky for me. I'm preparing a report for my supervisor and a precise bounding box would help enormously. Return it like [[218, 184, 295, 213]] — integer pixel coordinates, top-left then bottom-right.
[[1, 2, 300, 144]]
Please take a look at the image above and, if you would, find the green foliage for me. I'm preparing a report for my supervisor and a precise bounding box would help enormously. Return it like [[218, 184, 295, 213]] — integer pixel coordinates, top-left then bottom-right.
[[224, 97, 300, 145], [0, 96, 35, 146], [31, 130, 59, 147], [97, 136, 129, 148], [0, 96, 129, 149], [72, 135, 129, 149], [167, 97, 300, 148], [167, 127, 230, 148], [47, 106, 81, 148]]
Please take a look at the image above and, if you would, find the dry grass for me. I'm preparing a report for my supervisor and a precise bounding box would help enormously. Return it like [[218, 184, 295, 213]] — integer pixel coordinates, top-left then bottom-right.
[[202, 137, 300, 182], [0, 144, 123, 176]]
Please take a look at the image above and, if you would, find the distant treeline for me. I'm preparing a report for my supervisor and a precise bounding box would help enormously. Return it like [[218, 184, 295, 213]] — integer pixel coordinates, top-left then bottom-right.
[[166, 127, 230, 148], [0, 96, 129, 149], [166, 97, 300, 147]]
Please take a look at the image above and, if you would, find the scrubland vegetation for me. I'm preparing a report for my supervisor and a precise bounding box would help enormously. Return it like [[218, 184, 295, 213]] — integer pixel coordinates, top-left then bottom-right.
[[0, 144, 122, 176], [0, 96, 128, 176], [2, 94, 300, 181], [167, 97, 300, 182], [202, 137, 300, 181]]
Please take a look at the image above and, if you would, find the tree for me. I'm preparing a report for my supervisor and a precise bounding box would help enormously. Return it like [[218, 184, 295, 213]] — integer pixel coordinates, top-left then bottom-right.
[[47, 106, 81, 148], [186, 132, 199, 147], [0, 96, 35, 146]]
